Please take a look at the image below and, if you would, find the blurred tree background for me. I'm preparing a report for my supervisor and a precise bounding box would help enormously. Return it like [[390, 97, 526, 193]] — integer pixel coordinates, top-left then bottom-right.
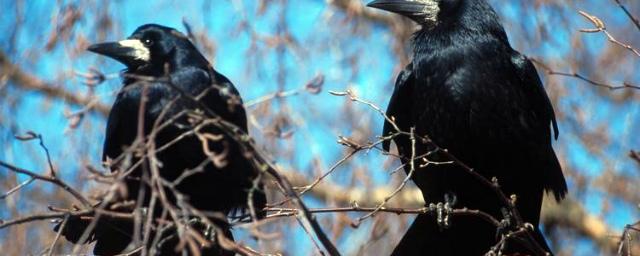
[[0, 0, 639, 255]]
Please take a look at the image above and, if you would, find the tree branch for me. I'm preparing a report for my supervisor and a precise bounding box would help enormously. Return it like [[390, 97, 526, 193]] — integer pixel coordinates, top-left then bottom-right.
[[0, 50, 110, 116]]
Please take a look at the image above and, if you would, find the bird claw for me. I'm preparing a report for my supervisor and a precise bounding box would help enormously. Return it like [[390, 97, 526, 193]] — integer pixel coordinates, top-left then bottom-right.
[[436, 202, 446, 229], [430, 192, 457, 230], [496, 207, 515, 239]]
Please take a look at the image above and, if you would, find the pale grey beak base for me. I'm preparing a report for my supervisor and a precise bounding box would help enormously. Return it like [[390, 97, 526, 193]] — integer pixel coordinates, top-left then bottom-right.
[[367, 0, 440, 25], [87, 39, 150, 67]]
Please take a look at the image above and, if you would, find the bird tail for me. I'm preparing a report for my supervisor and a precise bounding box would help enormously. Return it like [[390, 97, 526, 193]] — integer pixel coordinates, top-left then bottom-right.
[[227, 181, 267, 221], [544, 148, 568, 202], [252, 185, 267, 220], [53, 214, 95, 244], [52, 203, 133, 255], [153, 219, 236, 256]]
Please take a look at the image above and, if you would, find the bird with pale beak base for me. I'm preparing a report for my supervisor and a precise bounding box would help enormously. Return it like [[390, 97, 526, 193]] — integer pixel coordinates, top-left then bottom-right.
[[368, 0, 567, 255], [54, 24, 267, 256]]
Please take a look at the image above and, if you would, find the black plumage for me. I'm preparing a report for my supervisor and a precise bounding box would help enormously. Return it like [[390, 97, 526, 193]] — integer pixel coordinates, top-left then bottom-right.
[[55, 24, 266, 255], [368, 0, 567, 255]]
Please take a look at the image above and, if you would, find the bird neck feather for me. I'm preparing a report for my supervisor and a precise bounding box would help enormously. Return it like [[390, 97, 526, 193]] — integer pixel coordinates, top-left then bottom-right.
[[412, 0, 508, 56]]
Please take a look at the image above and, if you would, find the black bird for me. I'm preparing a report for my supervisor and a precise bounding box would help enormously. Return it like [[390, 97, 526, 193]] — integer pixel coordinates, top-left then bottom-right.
[[55, 24, 266, 255], [367, 0, 567, 255]]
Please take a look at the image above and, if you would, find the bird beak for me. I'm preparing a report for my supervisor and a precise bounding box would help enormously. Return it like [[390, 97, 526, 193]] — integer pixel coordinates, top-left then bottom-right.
[[87, 39, 150, 67], [366, 0, 439, 24]]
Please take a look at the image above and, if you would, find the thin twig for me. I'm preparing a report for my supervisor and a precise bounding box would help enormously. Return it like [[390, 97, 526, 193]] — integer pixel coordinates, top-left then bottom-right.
[[0, 161, 91, 207], [260, 206, 501, 227], [579, 10, 640, 58], [0, 209, 132, 229], [531, 58, 640, 90], [352, 128, 417, 227], [46, 214, 69, 256], [0, 177, 35, 200], [613, 0, 640, 31]]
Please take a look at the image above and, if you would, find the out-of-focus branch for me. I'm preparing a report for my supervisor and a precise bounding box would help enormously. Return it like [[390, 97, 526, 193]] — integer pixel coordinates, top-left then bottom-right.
[[278, 166, 424, 208], [531, 58, 640, 90], [244, 74, 324, 108], [329, 0, 399, 26], [0, 50, 110, 116], [593, 170, 640, 208], [630, 150, 640, 165], [613, 0, 640, 31], [328, 0, 415, 65], [543, 198, 640, 255]]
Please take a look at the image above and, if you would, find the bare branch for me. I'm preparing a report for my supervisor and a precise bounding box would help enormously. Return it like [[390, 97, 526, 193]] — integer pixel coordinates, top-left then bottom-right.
[[579, 10, 640, 58], [0, 161, 91, 207], [613, 0, 640, 31], [531, 58, 640, 90]]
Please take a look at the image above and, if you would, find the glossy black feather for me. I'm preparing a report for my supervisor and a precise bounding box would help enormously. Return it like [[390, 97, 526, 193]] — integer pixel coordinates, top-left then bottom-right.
[[380, 1, 567, 255]]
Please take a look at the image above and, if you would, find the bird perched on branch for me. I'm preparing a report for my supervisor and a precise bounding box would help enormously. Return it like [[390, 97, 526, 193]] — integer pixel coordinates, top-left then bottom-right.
[[367, 0, 567, 255], [54, 24, 266, 255]]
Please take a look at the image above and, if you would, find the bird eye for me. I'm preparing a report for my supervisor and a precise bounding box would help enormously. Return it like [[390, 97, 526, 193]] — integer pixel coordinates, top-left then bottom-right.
[[143, 38, 153, 46]]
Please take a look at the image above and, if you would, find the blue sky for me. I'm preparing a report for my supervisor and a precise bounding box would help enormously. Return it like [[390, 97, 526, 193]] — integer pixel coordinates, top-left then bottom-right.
[[1, 0, 639, 255]]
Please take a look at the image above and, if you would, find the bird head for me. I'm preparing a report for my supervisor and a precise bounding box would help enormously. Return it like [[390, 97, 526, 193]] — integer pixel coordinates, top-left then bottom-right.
[[367, 0, 462, 28], [87, 24, 199, 70]]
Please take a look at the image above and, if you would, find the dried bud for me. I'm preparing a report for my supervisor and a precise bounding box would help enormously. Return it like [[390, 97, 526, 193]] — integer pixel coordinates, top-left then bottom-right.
[[14, 131, 39, 141], [305, 74, 324, 94]]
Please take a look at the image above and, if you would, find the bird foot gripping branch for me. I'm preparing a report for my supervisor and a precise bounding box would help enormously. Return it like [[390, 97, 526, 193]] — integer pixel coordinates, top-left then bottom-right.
[[496, 207, 515, 240], [428, 192, 457, 230]]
